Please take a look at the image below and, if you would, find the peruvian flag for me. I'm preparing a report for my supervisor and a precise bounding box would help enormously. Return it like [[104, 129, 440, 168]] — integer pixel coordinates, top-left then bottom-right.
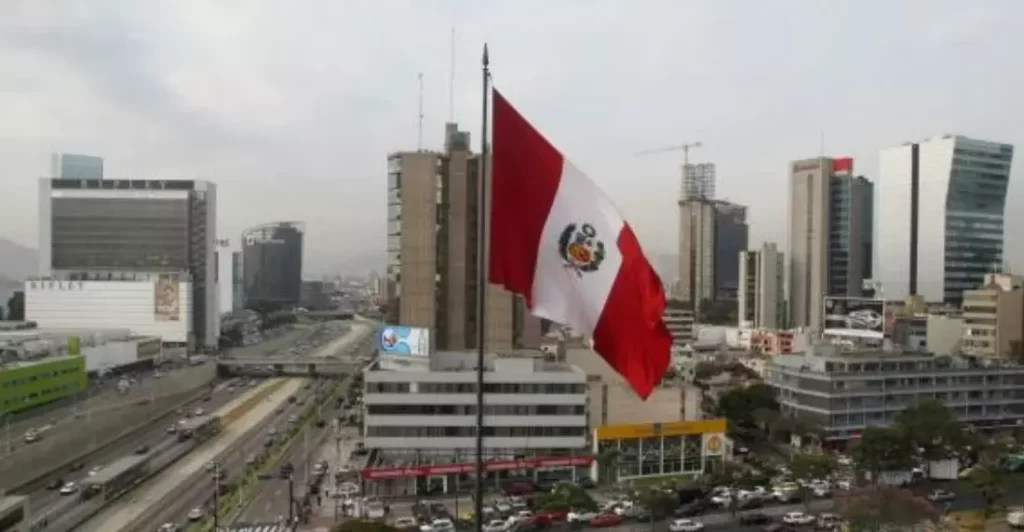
[[489, 89, 671, 399]]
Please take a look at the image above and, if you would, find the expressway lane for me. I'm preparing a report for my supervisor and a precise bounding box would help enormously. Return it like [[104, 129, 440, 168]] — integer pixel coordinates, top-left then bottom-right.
[[234, 378, 354, 524], [155, 380, 325, 529], [25, 378, 245, 524]]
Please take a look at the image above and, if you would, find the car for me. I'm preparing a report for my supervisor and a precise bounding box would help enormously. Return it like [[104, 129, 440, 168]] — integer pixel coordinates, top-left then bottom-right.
[[675, 499, 709, 517], [187, 507, 205, 521], [46, 477, 64, 490], [482, 520, 507, 532], [68, 462, 86, 472], [59, 482, 78, 495], [740, 513, 772, 525], [816, 513, 842, 529], [245, 454, 258, 466], [194, 408, 205, 416], [136, 444, 150, 454], [166, 425, 178, 434], [88, 466, 102, 476], [157, 524, 181, 532], [205, 461, 218, 473], [669, 519, 704, 532], [567, 511, 597, 523], [782, 512, 815, 526], [394, 517, 418, 530], [589, 513, 623, 528], [927, 489, 956, 502]]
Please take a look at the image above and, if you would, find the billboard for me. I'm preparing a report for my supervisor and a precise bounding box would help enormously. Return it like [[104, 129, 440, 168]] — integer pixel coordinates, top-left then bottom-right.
[[823, 297, 884, 339], [376, 325, 430, 357], [154, 275, 181, 322]]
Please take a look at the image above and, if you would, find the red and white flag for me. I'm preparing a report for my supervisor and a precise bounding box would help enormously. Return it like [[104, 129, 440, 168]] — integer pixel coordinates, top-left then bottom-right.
[[488, 89, 671, 399]]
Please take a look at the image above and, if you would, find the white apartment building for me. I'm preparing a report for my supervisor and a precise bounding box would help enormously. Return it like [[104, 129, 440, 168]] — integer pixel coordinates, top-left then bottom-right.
[[877, 136, 1013, 306], [663, 308, 695, 346], [360, 350, 590, 495], [738, 242, 785, 329]]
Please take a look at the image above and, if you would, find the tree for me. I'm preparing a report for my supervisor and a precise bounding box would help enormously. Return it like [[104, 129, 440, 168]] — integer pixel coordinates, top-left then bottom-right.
[[535, 483, 596, 512], [896, 400, 967, 460], [852, 426, 915, 483], [789, 453, 837, 507], [635, 488, 678, 519], [702, 461, 758, 520], [837, 487, 941, 531], [6, 291, 23, 321], [967, 444, 1011, 520], [596, 447, 621, 485], [715, 383, 779, 433]]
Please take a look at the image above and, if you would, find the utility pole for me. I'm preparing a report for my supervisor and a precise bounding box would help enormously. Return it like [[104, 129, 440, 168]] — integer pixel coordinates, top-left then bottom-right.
[[287, 474, 295, 528], [213, 461, 221, 531]]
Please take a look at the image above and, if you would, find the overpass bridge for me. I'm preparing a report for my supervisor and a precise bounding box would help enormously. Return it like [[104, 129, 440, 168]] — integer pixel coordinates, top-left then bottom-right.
[[216, 356, 368, 378]]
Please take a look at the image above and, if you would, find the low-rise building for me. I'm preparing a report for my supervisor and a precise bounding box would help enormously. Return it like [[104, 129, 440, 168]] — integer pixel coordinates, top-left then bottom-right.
[[750, 329, 798, 354], [664, 307, 695, 345], [766, 345, 1024, 442], [0, 328, 162, 373], [961, 273, 1024, 361], [592, 419, 731, 483], [360, 349, 590, 495]]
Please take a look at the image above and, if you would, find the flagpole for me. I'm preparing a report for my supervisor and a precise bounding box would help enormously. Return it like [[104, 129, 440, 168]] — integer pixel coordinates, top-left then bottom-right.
[[474, 43, 490, 532]]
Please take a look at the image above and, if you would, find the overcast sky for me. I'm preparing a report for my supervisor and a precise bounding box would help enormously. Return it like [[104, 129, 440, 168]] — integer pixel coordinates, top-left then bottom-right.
[[2, 0, 1023, 277]]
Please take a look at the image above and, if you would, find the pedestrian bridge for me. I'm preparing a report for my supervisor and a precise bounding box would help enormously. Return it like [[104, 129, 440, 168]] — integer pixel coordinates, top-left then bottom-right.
[[215, 357, 367, 378]]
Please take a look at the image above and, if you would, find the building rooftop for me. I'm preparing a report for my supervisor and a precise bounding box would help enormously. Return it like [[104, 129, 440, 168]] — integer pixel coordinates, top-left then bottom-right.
[[374, 349, 579, 374]]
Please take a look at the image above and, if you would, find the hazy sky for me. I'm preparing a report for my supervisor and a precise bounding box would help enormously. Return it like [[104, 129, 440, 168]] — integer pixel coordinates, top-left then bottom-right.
[[2, 0, 1023, 276]]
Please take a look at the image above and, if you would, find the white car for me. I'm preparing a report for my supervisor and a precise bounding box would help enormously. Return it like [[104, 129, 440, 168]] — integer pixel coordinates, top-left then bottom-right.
[[187, 507, 204, 521], [394, 517, 418, 529], [782, 512, 815, 526], [482, 520, 507, 532], [669, 519, 705, 532], [88, 466, 102, 477], [59, 482, 78, 495], [422, 518, 454, 532], [568, 511, 597, 523]]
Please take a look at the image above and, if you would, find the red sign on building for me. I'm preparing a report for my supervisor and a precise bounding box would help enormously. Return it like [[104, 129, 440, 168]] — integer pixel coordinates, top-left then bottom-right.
[[360, 455, 594, 480]]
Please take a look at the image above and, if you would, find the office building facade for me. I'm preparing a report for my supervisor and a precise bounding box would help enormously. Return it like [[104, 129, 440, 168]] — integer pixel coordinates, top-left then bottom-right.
[[677, 199, 748, 303], [739, 242, 785, 329], [50, 153, 103, 180], [788, 157, 873, 331], [877, 136, 1013, 306], [231, 251, 244, 312], [360, 351, 589, 493], [961, 273, 1024, 361], [37, 178, 219, 349], [241, 222, 304, 309], [766, 346, 1024, 441], [386, 123, 535, 352]]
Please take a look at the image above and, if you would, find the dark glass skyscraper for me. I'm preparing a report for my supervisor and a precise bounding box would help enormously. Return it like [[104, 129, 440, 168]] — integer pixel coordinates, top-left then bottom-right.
[[242, 222, 304, 309]]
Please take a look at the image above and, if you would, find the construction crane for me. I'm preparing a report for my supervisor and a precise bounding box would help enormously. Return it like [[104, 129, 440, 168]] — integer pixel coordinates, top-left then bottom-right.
[[635, 141, 703, 166], [636, 142, 708, 201]]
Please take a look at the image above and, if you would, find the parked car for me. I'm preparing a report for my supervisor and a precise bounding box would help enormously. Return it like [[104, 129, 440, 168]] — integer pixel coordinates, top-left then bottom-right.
[[589, 514, 623, 528], [59, 482, 78, 495], [928, 489, 956, 502], [668, 518, 704, 532], [782, 512, 815, 526], [739, 513, 772, 525]]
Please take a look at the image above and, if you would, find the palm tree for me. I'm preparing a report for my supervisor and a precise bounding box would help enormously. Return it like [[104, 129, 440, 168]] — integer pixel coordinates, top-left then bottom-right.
[[596, 448, 621, 485]]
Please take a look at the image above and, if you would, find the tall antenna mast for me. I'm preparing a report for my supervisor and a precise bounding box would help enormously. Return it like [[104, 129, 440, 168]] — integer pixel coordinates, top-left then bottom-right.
[[449, 26, 456, 122], [417, 72, 424, 151]]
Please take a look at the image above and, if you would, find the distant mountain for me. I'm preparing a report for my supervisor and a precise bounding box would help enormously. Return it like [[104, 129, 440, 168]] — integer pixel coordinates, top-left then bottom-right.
[[0, 237, 37, 281]]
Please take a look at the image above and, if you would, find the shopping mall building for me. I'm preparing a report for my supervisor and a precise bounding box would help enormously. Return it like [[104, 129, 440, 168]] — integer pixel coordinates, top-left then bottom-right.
[[591, 419, 732, 483]]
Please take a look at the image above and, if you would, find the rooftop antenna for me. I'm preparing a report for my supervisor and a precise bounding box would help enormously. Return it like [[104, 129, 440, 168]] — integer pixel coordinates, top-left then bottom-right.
[[449, 26, 456, 122], [417, 72, 424, 151]]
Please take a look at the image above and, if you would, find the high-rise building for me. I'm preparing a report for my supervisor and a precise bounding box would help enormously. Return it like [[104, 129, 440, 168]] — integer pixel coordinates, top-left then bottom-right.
[[877, 136, 1013, 306], [386, 123, 537, 352], [788, 157, 874, 331], [739, 242, 785, 329], [677, 199, 748, 304], [241, 222, 304, 309], [682, 163, 716, 201], [231, 251, 244, 312], [37, 178, 219, 349], [50, 153, 103, 180]]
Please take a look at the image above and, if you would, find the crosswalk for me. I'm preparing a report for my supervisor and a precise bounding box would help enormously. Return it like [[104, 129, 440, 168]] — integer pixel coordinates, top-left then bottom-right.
[[218, 524, 291, 532]]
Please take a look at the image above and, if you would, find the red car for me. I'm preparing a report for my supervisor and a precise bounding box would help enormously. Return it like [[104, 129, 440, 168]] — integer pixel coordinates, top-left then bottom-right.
[[589, 513, 623, 528], [533, 509, 569, 525]]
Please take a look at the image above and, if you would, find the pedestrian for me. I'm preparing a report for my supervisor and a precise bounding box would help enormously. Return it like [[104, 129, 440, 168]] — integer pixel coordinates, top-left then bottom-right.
[[318, 495, 323, 506]]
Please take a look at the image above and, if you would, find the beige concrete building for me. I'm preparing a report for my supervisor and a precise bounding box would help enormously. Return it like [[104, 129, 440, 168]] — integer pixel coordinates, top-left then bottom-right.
[[678, 199, 716, 303], [663, 307, 695, 345], [961, 273, 1024, 360], [738, 242, 785, 329], [386, 123, 536, 352], [788, 157, 874, 331]]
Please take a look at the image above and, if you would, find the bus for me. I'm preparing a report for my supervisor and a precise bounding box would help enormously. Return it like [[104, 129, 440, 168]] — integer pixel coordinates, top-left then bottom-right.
[[0, 496, 29, 532], [177, 415, 222, 442], [80, 455, 151, 502]]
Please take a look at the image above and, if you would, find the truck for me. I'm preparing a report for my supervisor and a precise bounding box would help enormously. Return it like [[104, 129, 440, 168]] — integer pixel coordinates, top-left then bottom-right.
[[1007, 508, 1024, 528], [926, 458, 959, 481], [117, 378, 130, 395]]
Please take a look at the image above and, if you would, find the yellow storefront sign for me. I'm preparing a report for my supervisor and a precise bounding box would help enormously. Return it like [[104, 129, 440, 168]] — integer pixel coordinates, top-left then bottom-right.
[[595, 419, 727, 441]]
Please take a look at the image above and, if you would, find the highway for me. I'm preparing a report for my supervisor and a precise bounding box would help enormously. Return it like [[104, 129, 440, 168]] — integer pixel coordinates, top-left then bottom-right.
[[152, 379, 325, 528], [235, 377, 356, 524], [17, 325, 330, 530], [0, 325, 312, 460]]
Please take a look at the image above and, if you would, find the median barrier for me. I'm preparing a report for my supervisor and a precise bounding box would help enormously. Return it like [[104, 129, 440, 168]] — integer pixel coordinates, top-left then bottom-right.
[[219, 379, 288, 426]]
